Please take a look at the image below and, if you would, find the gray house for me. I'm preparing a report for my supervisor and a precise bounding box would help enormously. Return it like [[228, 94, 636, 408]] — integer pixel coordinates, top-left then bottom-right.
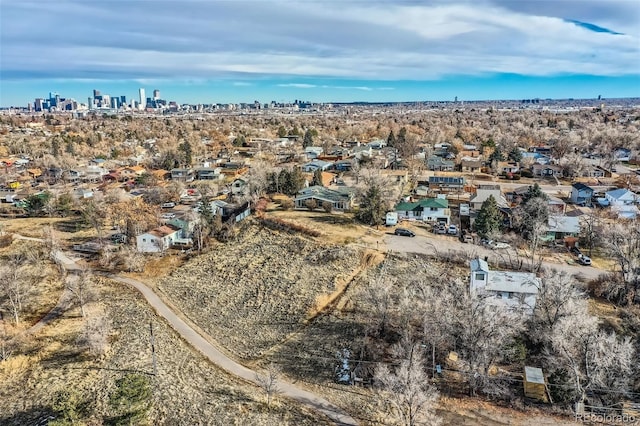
[[570, 183, 594, 206]]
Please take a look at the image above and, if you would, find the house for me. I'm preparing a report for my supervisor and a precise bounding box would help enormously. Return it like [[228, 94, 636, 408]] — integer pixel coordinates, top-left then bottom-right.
[[301, 159, 333, 172], [219, 162, 248, 177], [498, 161, 520, 174], [469, 258, 540, 314], [532, 164, 563, 178], [333, 160, 353, 172], [381, 169, 409, 184], [546, 215, 580, 241], [469, 185, 509, 211], [65, 169, 84, 183], [428, 176, 465, 192], [294, 186, 354, 211], [427, 156, 455, 171], [605, 188, 639, 219], [547, 196, 566, 215], [394, 196, 450, 224], [367, 139, 387, 150], [83, 166, 108, 182], [211, 200, 250, 223], [570, 183, 594, 206], [605, 188, 637, 206], [304, 146, 324, 160], [194, 167, 223, 181], [582, 167, 606, 178], [120, 165, 146, 180], [460, 157, 482, 173], [136, 224, 181, 253], [231, 178, 248, 196], [170, 168, 194, 182]]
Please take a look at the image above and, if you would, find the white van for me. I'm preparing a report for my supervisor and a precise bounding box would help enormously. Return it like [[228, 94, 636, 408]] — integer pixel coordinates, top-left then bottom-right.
[[385, 212, 398, 226]]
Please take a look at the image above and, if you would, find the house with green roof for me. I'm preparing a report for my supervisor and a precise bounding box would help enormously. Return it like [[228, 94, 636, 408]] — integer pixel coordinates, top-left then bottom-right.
[[294, 185, 354, 211], [395, 196, 450, 224]]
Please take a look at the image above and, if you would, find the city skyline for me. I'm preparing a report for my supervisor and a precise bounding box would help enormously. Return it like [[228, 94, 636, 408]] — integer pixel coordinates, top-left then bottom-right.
[[1, 0, 639, 106]]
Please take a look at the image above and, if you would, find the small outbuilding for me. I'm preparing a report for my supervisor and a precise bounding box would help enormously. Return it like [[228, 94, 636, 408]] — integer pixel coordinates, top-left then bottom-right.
[[523, 366, 548, 402]]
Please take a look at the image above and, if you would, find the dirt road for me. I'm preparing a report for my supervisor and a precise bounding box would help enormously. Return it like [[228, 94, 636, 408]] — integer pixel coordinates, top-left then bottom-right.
[[384, 233, 605, 281], [12, 235, 357, 425], [107, 275, 357, 425]]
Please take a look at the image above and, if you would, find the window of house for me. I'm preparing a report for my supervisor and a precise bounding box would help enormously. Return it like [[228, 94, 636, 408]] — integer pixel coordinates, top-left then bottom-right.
[[475, 273, 485, 281], [142, 238, 146, 242], [496, 293, 502, 299], [508, 292, 514, 299]]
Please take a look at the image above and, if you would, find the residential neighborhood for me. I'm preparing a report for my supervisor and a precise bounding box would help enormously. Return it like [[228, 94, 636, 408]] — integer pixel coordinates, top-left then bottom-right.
[[1, 99, 639, 426]]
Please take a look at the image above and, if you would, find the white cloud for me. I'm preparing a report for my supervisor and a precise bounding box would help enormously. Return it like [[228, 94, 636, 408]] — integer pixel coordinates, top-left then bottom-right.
[[1, 0, 637, 81]]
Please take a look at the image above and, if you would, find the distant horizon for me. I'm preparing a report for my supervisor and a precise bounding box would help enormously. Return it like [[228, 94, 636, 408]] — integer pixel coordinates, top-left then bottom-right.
[[2, 74, 639, 109]]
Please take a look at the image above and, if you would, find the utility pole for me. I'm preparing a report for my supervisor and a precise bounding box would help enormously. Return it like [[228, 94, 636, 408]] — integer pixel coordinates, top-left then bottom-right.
[[150, 321, 157, 376]]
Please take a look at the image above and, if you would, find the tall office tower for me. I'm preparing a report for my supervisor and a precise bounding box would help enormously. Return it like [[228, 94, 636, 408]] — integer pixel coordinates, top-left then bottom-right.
[[88, 97, 93, 109], [34, 98, 44, 111], [139, 88, 146, 109], [153, 89, 160, 100], [93, 89, 101, 98], [120, 95, 126, 105]]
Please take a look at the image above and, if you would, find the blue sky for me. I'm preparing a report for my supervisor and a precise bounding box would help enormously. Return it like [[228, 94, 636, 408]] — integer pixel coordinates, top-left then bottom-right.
[[1, 0, 639, 106]]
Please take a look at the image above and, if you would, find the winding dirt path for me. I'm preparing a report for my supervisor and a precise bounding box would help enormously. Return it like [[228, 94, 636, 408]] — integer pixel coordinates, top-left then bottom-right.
[[12, 235, 358, 425]]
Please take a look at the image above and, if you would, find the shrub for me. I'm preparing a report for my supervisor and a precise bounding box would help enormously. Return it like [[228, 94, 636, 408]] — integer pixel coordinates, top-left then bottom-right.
[[322, 201, 333, 213], [304, 199, 317, 211], [280, 198, 294, 210], [520, 169, 534, 178], [0, 233, 13, 248]]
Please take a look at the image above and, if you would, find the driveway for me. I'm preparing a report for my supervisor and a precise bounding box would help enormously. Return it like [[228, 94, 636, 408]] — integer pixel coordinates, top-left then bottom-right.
[[384, 233, 605, 281]]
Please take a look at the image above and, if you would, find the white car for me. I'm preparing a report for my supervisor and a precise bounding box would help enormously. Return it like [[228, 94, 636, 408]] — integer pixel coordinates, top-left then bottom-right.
[[162, 202, 176, 208], [160, 213, 176, 219], [492, 242, 511, 250], [447, 225, 458, 235]]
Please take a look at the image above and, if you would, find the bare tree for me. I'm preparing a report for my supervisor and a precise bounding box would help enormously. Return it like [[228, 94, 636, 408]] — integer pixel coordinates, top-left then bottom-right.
[[374, 338, 441, 426], [66, 269, 95, 318], [255, 363, 280, 408], [601, 220, 640, 304]]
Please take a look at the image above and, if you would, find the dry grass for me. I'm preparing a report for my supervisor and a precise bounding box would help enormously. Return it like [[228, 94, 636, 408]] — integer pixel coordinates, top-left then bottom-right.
[[265, 209, 369, 245], [155, 223, 364, 360], [0, 278, 330, 425]]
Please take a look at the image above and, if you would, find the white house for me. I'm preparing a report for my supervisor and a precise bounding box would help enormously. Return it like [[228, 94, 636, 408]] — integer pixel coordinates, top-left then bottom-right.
[[231, 178, 248, 195], [395, 196, 451, 224], [605, 188, 637, 206], [136, 224, 181, 253], [469, 258, 540, 314]]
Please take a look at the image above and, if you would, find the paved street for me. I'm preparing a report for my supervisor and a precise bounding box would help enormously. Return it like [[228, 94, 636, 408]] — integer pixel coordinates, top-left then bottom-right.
[[384, 233, 605, 281]]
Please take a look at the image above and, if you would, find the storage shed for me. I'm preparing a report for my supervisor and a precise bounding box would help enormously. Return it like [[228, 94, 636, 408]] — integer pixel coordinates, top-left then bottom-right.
[[524, 366, 548, 402]]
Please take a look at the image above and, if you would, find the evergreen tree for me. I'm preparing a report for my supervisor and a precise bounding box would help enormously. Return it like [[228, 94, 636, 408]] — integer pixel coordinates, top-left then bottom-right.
[[178, 140, 193, 166], [277, 125, 287, 138], [303, 129, 314, 148], [508, 146, 522, 162], [356, 183, 387, 228], [387, 130, 396, 147], [474, 195, 502, 238], [311, 168, 324, 186], [397, 127, 407, 145], [488, 146, 504, 163]]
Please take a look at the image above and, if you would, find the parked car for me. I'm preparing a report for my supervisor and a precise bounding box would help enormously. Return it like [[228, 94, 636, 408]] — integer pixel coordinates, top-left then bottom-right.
[[394, 228, 416, 237], [160, 213, 176, 219], [434, 224, 447, 235], [110, 233, 127, 244], [447, 225, 458, 235], [162, 202, 176, 208], [577, 254, 592, 266], [570, 246, 582, 256], [492, 242, 511, 250], [461, 234, 474, 243]]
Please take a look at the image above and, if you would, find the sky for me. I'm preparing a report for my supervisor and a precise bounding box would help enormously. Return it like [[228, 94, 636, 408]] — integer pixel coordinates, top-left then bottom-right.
[[1, 0, 639, 106]]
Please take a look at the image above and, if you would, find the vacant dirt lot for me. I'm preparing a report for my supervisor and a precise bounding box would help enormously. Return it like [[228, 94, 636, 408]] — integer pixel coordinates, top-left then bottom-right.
[[156, 222, 364, 360], [0, 277, 330, 425]]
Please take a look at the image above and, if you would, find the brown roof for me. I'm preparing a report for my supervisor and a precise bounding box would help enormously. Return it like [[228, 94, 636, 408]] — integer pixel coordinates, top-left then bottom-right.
[[148, 224, 180, 238]]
